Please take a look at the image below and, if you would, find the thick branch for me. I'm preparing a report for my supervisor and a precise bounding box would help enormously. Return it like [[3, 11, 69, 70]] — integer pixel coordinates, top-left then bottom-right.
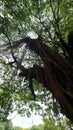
[[4, 36, 73, 121], [19, 64, 73, 121]]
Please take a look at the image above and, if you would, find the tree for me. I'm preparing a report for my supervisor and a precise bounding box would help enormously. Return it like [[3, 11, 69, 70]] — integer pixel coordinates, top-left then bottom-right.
[[30, 125, 44, 130], [0, 120, 13, 130], [0, 0, 73, 122], [43, 118, 66, 130], [26, 118, 72, 130], [4, 120, 13, 130], [23, 128, 29, 130], [12, 126, 23, 130], [0, 122, 4, 130]]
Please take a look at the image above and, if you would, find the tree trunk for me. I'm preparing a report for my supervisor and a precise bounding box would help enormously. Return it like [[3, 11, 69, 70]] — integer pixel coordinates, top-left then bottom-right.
[[6, 37, 73, 121]]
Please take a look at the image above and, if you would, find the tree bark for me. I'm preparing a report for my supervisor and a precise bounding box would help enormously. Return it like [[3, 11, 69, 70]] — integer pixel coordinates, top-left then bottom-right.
[[6, 37, 73, 121]]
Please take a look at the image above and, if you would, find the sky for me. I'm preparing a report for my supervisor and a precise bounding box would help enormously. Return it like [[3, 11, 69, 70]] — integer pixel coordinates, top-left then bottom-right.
[[9, 111, 43, 128]]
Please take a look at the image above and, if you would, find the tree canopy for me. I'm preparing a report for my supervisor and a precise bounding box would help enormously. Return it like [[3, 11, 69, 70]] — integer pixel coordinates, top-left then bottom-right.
[[0, 118, 73, 130], [0, 0, 73, 122]]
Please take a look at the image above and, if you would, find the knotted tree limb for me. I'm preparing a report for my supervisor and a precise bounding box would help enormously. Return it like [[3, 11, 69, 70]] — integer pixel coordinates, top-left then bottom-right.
[[4, 36, 73, 121]]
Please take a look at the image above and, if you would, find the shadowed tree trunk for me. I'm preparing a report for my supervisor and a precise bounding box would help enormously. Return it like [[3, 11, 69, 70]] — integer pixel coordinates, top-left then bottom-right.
[[5, 36, 73, 122]]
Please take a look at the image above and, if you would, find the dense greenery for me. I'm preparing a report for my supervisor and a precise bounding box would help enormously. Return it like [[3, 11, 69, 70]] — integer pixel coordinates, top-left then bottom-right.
[[0, 118, 73, 130], [0, 0, 73, 122]]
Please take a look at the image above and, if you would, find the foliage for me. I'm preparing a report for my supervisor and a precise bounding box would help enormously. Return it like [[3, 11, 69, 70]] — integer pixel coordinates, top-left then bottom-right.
[[0, 0, 73, 122], [12, 126, 23, 130], [0, 120, 13, 130], [0, 122, 4, 130], [23, 118, 73, 130], [23, 128, 29, 130], [43, 118, 66, 130], [0, 118, 73, 130]]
